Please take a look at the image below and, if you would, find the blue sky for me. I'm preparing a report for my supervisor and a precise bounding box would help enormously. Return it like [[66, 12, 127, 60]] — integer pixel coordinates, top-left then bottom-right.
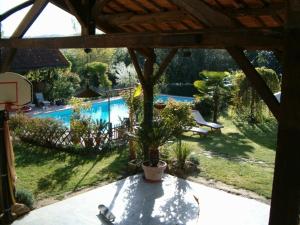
[[0, 0, 81, 37]]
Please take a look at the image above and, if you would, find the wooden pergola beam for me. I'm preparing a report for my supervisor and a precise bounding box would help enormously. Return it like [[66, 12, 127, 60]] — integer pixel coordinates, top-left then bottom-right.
[[225, 3, 285, 17], [154, 49, 178, 83], [0, 0, 34, 22], [92, 0, 111, 16], [64, 0, 96, 35], [227, 47, 280, 121], [0, 30, 283, 50], [128, 48, 145, 86], [10, 0, 49, 39], [268, 1, 300, 225], [0, 0, 49, 73], [97, 10, 191, 26], [170, 0, 237, 27]]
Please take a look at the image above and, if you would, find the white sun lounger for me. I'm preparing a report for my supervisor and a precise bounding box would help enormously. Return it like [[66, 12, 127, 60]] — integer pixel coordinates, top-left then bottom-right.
[[186, 126, 209, 136], [191, 110, 224, 130]]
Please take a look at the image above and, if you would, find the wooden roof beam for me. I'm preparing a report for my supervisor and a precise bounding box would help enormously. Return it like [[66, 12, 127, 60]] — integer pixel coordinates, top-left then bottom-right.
[[92, 0, 111, 15], [0, 0, 34, 22], [170, 0, 237, 27], [0, 0, 49, 73], [226, 3, 285, 17], [97, 10, 192, 26], [64, 0, 96, 35], [0, 30, 283, 50]]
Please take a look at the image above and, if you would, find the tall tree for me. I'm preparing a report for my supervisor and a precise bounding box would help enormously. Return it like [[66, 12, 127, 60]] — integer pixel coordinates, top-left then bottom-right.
[[85, 61, 111, 88], [194, 71, 230, 122]]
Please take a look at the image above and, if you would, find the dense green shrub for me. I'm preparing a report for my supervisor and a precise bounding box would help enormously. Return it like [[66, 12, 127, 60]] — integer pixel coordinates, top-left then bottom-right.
[[193, 96, 214, 118], [160, 100, 195, 138], [188, 153, 200, 165], [160, 83, 198, 97], [9, 113, 29, 131], [9, 113, 122, 154], [231, 67, 280, 123], [15, 189, 34, 208]]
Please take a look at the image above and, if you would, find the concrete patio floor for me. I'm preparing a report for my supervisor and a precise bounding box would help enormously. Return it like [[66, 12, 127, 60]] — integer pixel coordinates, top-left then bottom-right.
[[12, 174, 270, 225]]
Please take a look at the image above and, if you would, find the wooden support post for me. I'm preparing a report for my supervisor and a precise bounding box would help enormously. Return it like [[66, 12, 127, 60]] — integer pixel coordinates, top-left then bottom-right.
[[0, 0, 48, 72], [128, 48, 177, 164], [0, 111, 13, 224], [268, 2, 300, 225], [227, 47, 280, 121]]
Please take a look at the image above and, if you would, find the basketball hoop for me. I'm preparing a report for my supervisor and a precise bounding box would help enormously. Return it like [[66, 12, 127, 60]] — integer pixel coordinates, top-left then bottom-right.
[[0, 72, 33, 112]]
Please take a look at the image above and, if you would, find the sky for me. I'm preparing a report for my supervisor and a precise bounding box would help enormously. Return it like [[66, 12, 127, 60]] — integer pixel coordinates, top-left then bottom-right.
[[0, 0, 81, 37]]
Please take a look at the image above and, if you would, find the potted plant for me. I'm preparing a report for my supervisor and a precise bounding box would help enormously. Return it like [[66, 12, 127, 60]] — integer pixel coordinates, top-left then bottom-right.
[[136, 119, 172, 181], [154, 100, 166, 110], [137, 100, 194, 181]]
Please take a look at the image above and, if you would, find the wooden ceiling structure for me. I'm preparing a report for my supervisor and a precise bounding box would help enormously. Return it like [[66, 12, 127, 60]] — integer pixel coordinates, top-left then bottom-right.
[[0, 1, 299, 225]]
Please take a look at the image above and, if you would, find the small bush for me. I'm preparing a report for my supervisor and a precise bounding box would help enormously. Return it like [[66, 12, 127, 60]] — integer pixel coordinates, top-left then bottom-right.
[[9, 113, 30, 131], [173, 142, 191, 169], [15, 189, 34, 208], [188, 153, 200, 165]]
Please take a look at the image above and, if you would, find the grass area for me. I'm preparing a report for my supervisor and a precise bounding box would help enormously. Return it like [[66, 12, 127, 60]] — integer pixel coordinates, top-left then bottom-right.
[[182, 117, 277, 198], [14, 142, 129, 201], [13, 116, 277, 201]]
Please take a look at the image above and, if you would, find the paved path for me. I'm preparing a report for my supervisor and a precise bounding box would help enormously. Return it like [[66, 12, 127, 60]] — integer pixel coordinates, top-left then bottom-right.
[[12, 174, 269, 225]]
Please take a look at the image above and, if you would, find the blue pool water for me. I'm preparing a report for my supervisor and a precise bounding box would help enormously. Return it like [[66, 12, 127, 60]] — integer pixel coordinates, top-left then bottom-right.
[[33, 95, 194, 127]]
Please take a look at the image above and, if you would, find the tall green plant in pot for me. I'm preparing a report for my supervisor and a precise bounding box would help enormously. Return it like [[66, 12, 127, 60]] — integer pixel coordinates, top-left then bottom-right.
[[137, 100, 194, 181]]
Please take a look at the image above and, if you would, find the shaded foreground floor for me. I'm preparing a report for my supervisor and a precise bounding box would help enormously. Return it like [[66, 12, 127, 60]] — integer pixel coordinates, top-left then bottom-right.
[[13, 174, 269, 225]]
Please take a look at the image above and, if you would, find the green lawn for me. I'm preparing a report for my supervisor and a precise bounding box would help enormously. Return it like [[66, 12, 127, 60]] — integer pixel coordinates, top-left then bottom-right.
[[182, 117, 277, 198], [13, 116, 277, 202], [14, 142, 129, 200]]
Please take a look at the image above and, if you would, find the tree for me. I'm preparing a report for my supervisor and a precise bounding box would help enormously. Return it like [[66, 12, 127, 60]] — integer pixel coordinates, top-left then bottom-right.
[[85, 61, 111, 88], [111, 48, 131, 66], [26, 67, 81, 102], [111, 62, 138, 87], [194, 71, 231, 122], [62, 48, 115, 74], [245, 51, 282, 75], [232, 67, 280, 123], [50, 72, 81, 101]]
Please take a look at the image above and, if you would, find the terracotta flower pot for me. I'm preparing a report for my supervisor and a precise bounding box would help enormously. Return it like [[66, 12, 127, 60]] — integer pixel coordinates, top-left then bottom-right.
[[154, 103, 166, 110], [142, 160, 167, 182]]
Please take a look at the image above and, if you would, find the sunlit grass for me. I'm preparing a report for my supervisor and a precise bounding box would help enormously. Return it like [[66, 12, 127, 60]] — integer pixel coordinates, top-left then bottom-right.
[[14, 142, 128, 200], [182, 116, 277, 198]]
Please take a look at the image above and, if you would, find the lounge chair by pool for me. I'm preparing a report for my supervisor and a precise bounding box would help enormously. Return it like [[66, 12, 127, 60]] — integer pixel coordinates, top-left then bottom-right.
[[35, 92, 50, 107], [191, 110, 223, 131]]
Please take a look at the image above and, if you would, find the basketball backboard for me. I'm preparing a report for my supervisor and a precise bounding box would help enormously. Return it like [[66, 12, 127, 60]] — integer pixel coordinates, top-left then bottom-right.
[[0, 72, 32, 111]]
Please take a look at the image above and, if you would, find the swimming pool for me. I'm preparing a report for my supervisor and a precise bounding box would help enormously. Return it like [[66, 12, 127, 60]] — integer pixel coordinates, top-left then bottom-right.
[[33, 95, 194, 127]]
